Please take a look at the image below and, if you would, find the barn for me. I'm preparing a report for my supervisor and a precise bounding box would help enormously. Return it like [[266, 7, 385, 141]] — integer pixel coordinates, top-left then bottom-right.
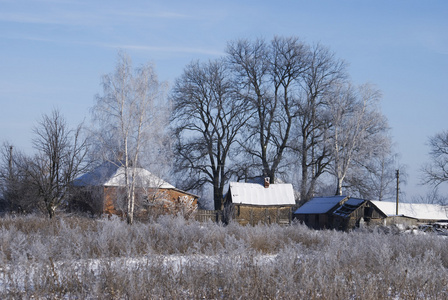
[[224, 178, 295, 226], [294, 196, 349, 229], [70, 162, 198, 217]]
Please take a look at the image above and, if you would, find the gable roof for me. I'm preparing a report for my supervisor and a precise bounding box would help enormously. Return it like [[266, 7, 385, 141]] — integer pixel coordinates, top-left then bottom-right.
[[73, 162, 175, 189], [294, 196, 348, 214], [228, 182, 295, 206], [370, 200, 448, 221]]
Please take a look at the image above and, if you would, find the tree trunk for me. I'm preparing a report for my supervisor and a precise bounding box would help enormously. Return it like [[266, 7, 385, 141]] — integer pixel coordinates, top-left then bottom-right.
[[213, 170, 222, 210], [213, 175, 221, 211], [127, 189, 135, 225], [48, 202, 55, 219], [300, 138, 309, 203], [335, 177, 343, 196]]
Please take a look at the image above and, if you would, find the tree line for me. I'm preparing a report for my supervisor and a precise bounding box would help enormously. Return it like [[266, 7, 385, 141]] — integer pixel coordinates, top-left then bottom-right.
[[171, 36, 398, 209], [1, 36, 446, 220]]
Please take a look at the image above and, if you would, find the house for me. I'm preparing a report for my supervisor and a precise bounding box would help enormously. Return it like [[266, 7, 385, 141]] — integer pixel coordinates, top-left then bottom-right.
[[369, 201, 448, 227], [294, 195, 349, 229], [70, 162, 198, 218], [224, 178, 295, 226]]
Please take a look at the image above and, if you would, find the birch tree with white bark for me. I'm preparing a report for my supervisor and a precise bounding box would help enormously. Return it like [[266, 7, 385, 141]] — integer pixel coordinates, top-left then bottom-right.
[[92, 52, 168, 224], [327, 83, 389, 196], [343, 140, 403, 201]]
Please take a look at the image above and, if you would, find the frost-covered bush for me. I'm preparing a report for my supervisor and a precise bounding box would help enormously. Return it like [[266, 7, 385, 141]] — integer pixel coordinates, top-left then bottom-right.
[[0, 214, 447, 299]]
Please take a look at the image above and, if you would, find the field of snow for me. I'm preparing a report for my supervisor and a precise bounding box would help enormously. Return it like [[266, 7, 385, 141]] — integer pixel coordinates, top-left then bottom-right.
[[0, 214, 447, 299]]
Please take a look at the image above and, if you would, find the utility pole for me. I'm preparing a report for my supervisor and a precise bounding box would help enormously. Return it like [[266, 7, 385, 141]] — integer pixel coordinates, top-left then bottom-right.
[[395, 169, 399, 215], [8, 145, 13, 180]]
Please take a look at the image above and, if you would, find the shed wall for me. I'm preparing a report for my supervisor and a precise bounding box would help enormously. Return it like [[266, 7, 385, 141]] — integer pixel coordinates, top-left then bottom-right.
[[231, 205, 292, 226]]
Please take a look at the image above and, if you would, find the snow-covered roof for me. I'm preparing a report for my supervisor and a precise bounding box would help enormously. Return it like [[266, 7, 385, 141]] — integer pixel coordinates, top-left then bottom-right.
[[294, 196, 348, 214], [228, 182, 295, 206], [73, 162, 175, 189], [370, 201, 448, 220]]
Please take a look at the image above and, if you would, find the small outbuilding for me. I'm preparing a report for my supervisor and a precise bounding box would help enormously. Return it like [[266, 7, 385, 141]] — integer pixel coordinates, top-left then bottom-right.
[[294, 196, 349, 229], [70, 162, 198, 217], [224, 178, 295, 226]]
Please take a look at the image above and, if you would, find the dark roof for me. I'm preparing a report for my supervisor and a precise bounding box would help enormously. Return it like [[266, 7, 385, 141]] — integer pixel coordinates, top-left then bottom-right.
[[294, 196, 348, 214], [332, 198, 365, 218]]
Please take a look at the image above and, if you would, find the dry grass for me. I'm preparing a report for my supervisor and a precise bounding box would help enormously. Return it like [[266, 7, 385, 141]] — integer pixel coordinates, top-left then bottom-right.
[[0, 214, 447, 299]]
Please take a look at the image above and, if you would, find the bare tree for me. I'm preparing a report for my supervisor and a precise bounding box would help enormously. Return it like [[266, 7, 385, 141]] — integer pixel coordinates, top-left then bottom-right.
[[344, 145, 404, 201], [327, 83, 389, 196], [412, 187, 448, 205], [226, 36, 309, 184], [422, 130, 448, 187], [171, 59, 249, 210], [0, 143, 36, 213], [92, 52, 168, 224], [17, 110, 89, 218], [294, 43, 347, 203]]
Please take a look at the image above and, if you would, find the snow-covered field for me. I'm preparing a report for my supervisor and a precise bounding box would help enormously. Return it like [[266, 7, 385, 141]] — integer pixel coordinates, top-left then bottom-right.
[[0, 214, 447, 299]]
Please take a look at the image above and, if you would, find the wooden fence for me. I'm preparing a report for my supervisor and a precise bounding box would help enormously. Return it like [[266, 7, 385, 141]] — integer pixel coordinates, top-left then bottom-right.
[[195, 209, 223, 223]]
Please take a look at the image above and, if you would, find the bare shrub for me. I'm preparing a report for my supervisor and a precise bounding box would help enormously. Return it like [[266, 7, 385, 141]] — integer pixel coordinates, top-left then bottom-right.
[[0, 214, 447, 298]]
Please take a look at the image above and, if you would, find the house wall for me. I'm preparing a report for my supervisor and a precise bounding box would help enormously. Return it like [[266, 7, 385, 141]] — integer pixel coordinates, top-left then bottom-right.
[[384, 216, 419, 227], [103, 186, 124, 215], [71, 186, 197, 218], [231, 205, 292, 226]]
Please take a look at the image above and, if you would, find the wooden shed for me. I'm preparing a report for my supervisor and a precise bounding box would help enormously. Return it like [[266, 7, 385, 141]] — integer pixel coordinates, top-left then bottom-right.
[[294, 196, 349, 229], [331, 198, 369, 230], [70, 162, 198, 218], [224, 178, 295, 226]]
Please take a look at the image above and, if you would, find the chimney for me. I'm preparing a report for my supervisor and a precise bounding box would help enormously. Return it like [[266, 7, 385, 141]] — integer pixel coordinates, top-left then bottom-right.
[[264, 177, 270, 188]]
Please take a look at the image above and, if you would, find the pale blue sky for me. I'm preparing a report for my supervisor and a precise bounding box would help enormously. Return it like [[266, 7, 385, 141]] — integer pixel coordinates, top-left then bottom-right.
[[1, 0, 447, 199]]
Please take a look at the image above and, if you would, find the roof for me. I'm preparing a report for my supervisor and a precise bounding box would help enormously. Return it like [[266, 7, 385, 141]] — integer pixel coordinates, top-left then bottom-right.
[[370, 201, 448, 221], [294, 196, 348, 214], [333, 198, 365, 218], [73, 162, 175, 189], [228, 182, 295, 206]]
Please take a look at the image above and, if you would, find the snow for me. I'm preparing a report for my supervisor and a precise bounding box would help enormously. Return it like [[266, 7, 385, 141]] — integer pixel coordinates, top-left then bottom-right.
[[294, 196, 348, 214], [73, 162, 175, 189], [370, 200, 448, 220], [0, 254, 278, 293], [228, 182, 295, 206]]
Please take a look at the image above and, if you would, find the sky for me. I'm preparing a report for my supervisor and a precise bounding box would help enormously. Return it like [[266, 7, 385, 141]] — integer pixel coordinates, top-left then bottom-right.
[[1, 0, 447, 201]]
